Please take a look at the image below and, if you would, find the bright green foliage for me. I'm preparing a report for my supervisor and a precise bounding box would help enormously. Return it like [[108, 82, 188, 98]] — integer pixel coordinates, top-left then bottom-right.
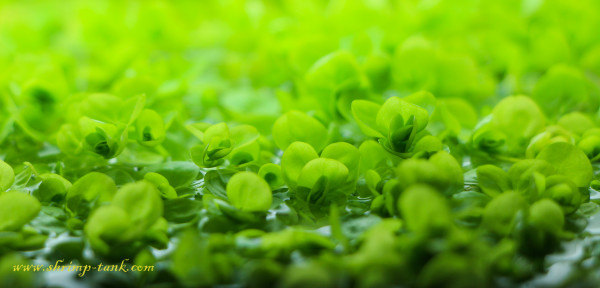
[[272, 111, 328, 152], [2, 0, 600, 287], [85, 181, 168, 256], [144, 172, 177, 199], [34, 174, 72, 203], [482, 192, 528, 236], [0, 160, 14, 191], [540, 175, 582, 214], [226, 171, 272, 212], [532, 66, 595, 117], [281, 142, 320, 189], [66, 172, 117, 217], [189, 123, 234, 167], [476, 165, 511, 198], [529, 199, 565, 236], [0, 192, 41, 232], [353, 94, 431, 156], [536, 142, 593, 188], [474, 96, 546, 156], [258, 163, 284, 189], [395, 151, 463, 195], [398, 184, 452, 235], [189, 122, 262, 167], [135, 109, 166, 147]]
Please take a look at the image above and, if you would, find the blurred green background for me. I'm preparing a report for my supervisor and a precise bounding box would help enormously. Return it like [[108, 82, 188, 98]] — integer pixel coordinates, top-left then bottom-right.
[[2, 1, 600, 287]]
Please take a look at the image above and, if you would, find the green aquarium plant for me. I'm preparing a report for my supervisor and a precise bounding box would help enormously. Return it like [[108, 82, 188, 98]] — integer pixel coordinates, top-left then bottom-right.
[[1, 0, 600, 287]]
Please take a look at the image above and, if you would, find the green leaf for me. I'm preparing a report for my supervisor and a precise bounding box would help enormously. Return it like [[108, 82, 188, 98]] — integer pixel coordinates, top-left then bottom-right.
[[351, 100, 383, 138], [78, 93, 126, 124], [482, 192, 528, 236], [362, 53, 391, 92], [431, 98, 478, 133], [490, 96, 546, 154], [472, 126, 507, 153], [476, 165, 510, 197], [29, 206, 69, 234], [376, 96, 429, 135], [85, 205, 133, 254], [358, 140, 390, 174], [412, 135, 443, 154], [135, 109, 166, 147], [66, 172, 117, 217], [204, 169, 237, 199], [296, 158, 349, 204], [0, 192, 41, 231], [228, 141, 261, 166], [163, 198, 202, 223], [281, 142, 319, 189], [532, 65, 593, 117], [78, 117, 127, 158], [525, 126, 573, 158], [0, 160, 14, 192], [258, 163, 285, 189], [578, 134, 600, 160], [403, 91, 437, 115], [34, 173, 71, 203], [112, 181, 163, 234], [170, 230, 238, 287], [272, 111, 328, 151], [305, 51, 364, 92], [141, 161, 199, 189], [226, 172, 272, 212], [540, 175, 581, 214], [529, 199, 564, 235], [320, 142, 360, 187], [230, 124, 260, 147], [429, 151, 464, 192], [398, 184, 451, 235], [536, 142, 593, 188], [199, 123, 234, 163], [144, 172, 178, 199], [391, 37, 438, 91], [557, 112, 594, 136], [395, 153, 462, 195], [508, 159, 556, 201]]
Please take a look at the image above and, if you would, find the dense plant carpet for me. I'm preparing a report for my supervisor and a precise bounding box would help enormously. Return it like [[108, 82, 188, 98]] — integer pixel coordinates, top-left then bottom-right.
[[2, 0, 600, 287]]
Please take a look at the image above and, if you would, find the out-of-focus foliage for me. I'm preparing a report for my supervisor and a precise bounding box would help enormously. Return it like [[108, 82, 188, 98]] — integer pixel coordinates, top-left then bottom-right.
[[2, 0, 600, 287]]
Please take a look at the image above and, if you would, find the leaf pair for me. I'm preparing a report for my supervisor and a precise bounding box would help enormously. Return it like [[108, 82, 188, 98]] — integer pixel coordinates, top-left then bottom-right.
[[66, 172, 117, 218], [352, 94, 429, 155], [57, 117, 127, 159], [281, 141, 360, 207], [482, 191, 567, 243], [84, 181, 167, 255], [370, 151, 462, 217], [477, 143, 592, 214], [473, 96, 545, 156], [189, 123, 260, 168], [56, 94, 146, 159], [395, 151, 464, 195]]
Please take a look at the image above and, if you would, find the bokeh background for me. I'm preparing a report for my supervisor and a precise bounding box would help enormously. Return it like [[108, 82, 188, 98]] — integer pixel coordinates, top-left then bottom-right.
[[2, 0, 600, 287]]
